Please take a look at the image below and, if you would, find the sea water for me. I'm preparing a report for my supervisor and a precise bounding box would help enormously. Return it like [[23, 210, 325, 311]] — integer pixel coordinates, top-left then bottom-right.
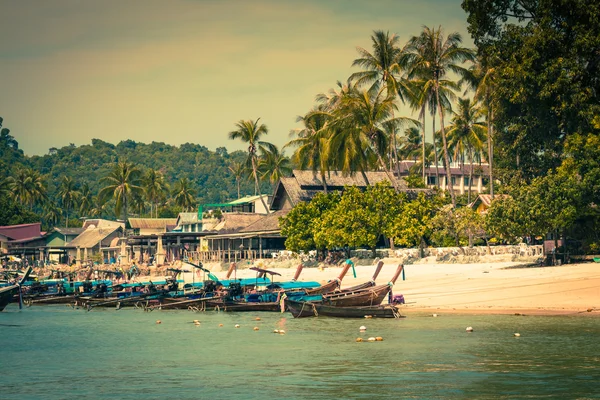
[[1, 305, 599, 399]]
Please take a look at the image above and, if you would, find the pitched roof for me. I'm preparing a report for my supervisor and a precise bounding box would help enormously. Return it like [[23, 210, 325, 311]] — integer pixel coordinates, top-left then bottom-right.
[[128, 218, 178, 229], [68, 226, 122, 248], [176, 213, 199, 224], [397, 160, 490, 176], [227, 195, 269, 205], [53, 227, 85, 236], [468, 194, 512, 210], [0, 223, 42, 241], [238, 210, 288, 233], [206, 212, 264, 234], [82, 219, 125, 230]]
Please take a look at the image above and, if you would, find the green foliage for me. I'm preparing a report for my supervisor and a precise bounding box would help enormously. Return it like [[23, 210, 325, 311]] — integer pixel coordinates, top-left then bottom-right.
[[404, 173, 427, 188], [389, 192, 440, 249], [0, 197, 39, 226]]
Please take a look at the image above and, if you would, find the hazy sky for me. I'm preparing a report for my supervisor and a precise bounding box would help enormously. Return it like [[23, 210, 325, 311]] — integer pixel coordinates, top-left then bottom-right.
[[1, 0, 472, 156]]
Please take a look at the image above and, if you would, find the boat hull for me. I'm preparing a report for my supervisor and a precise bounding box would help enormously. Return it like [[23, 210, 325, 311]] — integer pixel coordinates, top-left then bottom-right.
[[286, 300, 402, 319], [0, 285, 19, 311]]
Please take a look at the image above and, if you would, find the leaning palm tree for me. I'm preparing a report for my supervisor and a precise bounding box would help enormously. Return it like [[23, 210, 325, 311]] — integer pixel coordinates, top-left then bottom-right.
[[172, 177, 197, 212], [406, 26, 475, 206], [228, 118, 272, 214], [98, 161, 143, 222], [142, 168, 168, 218], [58, 176, 81, 227], [445, 98, 487, 203], [258, 144, 292, 185]]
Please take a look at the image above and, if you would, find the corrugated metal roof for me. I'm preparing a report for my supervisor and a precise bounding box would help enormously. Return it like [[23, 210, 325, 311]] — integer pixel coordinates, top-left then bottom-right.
[[238, 210, 288, 233], [128, 218, 178, 229], [227, 195, 269, 205], [206, 212, 264, 233]]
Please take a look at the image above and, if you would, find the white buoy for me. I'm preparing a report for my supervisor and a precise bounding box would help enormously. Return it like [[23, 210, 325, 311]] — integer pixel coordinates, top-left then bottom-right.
[[432, 314, 438, 317], [359, 325, 367, 331], [253, 326, 259, 331], [466, 326, 474, 332], [156, 320, 162, 324], [279, 330, 286, 335], [367, 337, 376, 342], [514, 333, 521, 337], [235, 324, 240, 328], [273, 329, 280, 333]]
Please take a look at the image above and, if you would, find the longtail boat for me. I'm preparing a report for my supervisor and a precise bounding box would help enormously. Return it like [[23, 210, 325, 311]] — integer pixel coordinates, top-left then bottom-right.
[[330, 260, 384, 294], [285, 299, 403, 319], [0, 267, 32, 311], [304, 260, 353, 295], [319, 264, 404, 307]]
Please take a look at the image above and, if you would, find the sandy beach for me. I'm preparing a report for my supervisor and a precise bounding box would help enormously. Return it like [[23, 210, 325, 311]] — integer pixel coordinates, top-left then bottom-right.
[[208, 259, 600, 316]]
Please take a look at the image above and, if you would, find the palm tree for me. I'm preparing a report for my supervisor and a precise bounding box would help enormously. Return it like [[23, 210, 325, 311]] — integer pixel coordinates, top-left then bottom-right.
[[79, 182, 93, 217], [228, 161, 246, 199], [445, 98, 487, 203], [8, 167, 47, 210], [406, 26, 475, 207], [142, 168, 168, 218], [460, 55, 497, 197], [98, 161, 143, 222], [58, 176, 81, 227], [351, 30, 412, 174], [259, 144, 292, 184], [286, 108, 331, 192], [172, 178, 197, 212], [43, 202, 62, 228], [228, 118, 271, 214], [89, 195, 112, 218]]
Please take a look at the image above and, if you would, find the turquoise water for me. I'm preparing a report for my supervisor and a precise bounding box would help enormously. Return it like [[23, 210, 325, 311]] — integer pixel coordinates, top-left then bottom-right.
[[1, 305, 599, 399]]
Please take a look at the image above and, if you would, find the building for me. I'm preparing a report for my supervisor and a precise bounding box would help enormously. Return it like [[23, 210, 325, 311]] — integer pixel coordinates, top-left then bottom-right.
[[0, 223, 46, 261], [468, 194, 511, 214], [44, 227, 85, 263], [128, 218, 177, 235], [397, 160, 490, 195], [270, 169, 419, 211]]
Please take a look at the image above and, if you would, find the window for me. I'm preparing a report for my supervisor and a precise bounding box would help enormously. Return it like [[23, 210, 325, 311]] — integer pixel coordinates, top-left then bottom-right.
[[427, 176, 437, 185], [464, 177, 470, 186], [451, 177, 456, 185]]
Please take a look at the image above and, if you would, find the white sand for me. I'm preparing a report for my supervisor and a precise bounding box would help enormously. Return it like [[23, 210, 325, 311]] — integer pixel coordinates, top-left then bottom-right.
[[200, 259, 600, 316]]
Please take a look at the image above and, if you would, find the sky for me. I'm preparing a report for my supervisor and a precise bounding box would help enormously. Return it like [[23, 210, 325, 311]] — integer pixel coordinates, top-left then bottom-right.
[[0, 0, 472, 157]]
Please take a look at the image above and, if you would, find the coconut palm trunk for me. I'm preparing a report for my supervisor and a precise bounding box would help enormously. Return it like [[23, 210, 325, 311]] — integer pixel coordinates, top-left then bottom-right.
[[251, 155, 269, 213], [436, 85, 456, 207], [488, 106, 494, 198]]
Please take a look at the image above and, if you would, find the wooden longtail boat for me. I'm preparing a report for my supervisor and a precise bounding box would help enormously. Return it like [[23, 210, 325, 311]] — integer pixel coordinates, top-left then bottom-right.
[[286, 299, 403, 319], [0, 267, 32, 311], [304, 260, 353, 295], [329, 260, 385, 294], [320, 264, 404, 307]]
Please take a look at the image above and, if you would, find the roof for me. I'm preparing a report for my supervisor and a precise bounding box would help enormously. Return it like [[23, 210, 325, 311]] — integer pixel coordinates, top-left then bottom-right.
[[227, 195, 269, 205], [176, 213, 199, 225], [468, 194, 512, 210], [69, 226, 122, 248], [207, 212, 265, 233], [270, 170, 419, 210], [128, 218, 178, 229], [238, 210, 288, 233], [53, 227, 85, 236], [0, 223, 42, 241], [81, 219, 125, 230]]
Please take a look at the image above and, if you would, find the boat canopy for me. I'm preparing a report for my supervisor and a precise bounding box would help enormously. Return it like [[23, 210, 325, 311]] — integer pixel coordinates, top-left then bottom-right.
[[266, 281, 321, 290]]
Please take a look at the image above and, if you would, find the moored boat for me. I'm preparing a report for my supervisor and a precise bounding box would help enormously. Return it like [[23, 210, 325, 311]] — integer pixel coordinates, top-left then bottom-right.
[[286, 299, 403, 319]]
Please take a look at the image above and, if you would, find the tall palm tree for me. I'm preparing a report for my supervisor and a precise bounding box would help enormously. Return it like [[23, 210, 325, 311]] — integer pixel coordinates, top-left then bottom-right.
[[286, 108, 331, 192], [460, 55, 497, 197], [172, 177, 197, 212], [58, 176, 81, 227], [228, 161, 246, 199], [89, 195, 112, 218], [142, 168, 168, 218], [228, 118, 271, 214], [406, 26, 475, 206], [8, 167, 47, 210], [259, 144, 292, 185], [98, 161, 143, 222], [351, 30, 414, 174], [445, 98, 487, 203], [43, 202, 62, 228], [79, 182, 93, 218]]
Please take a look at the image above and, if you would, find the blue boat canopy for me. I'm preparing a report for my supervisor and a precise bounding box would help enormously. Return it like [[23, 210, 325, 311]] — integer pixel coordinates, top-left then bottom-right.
[[266, 281, 321, 290]]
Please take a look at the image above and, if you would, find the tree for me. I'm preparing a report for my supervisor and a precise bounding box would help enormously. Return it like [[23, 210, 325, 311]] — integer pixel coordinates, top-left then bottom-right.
[[228, 118, 272, 213], [143, 168, 168, 218], [57, 176, 81, 227], [228, 161, 246, 199], [445, 98, 487, 203], [390, 192, 440, 255], [172, 177, 197, 212], [406, 26, 475, 206], [351, 30, 412, 174], [8, 167, 47, 210], [98, 161, 143, 222], [258, 144, 292, 185], [79, 182, 93, 218]]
